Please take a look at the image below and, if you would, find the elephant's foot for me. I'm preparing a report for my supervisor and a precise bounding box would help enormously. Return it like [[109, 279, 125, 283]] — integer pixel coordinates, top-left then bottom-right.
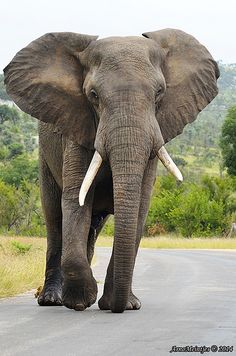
[[38, 281, 62, 306], [98, 291, 141, 311], [62, 272, 98, 311], [126, 292, 142, 310]]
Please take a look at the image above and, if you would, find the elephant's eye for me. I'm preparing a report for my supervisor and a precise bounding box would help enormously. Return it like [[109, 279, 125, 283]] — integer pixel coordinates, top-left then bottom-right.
[[156, 87, 163, 96], [155, 86, 164, 103], [90, 89, 98, 100], [87, 88, 99, 106]]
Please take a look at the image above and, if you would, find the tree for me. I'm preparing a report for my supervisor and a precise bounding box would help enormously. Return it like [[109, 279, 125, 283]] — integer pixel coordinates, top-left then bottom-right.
[[0, 179, 45, 236], [220, 106, 236, 175], [172, 156, 187, 167], [0, 104, 38, 155], [0, 180, 17, 228], [0, 153, 38, 187], [0, 74, 10, 101], [0, 104, 20, 125]]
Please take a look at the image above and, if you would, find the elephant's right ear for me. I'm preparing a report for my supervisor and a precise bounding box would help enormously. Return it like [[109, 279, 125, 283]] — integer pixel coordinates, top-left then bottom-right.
[[4, 32, 98, 149]]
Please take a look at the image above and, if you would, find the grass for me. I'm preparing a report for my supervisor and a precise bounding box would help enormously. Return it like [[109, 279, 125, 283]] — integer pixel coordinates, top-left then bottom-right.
[[140, 236, 236, 249], [97, 235, 236, 249], [0, 235, 46, 298], [169, 151, 221, 176], [1, 234, 236, 299]]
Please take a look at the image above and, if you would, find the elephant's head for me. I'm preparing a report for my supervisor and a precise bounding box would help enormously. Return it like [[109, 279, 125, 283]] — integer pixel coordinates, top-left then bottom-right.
[[4, 29, 219, 312]]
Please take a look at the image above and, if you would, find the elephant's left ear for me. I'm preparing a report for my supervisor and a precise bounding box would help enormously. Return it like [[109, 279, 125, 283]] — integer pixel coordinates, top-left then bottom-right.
[[142, 29, 220, 143], [4, 32, 98, 149]]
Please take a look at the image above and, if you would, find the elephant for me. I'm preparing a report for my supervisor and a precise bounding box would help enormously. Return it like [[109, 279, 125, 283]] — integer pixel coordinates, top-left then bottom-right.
[[3, 28, 219, 313]]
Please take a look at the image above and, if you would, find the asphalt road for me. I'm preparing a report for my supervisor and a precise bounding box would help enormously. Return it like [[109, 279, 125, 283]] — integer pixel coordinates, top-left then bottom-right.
[[1, 248, 236, 356]]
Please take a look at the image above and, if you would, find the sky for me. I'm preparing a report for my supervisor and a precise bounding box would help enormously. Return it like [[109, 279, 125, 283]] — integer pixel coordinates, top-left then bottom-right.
[[1, 0, 235, 70]]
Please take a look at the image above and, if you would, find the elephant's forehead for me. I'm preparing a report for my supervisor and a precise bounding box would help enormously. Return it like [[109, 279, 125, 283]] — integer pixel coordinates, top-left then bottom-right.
[[88, 36, 160, 61]]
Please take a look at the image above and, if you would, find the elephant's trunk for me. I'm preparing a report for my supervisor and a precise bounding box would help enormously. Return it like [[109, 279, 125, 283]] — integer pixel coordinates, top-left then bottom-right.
[[108, 126, 151, 312], [111, 172, 143, 312]]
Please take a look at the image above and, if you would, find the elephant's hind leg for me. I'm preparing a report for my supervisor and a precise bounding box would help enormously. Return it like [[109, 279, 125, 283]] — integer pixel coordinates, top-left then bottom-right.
[[87, 213, 109, 265], [38, 157, 63, 306]]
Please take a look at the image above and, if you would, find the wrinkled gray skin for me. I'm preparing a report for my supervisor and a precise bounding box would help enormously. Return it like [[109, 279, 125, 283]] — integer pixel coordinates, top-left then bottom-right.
[[4, 29, 219, 313]]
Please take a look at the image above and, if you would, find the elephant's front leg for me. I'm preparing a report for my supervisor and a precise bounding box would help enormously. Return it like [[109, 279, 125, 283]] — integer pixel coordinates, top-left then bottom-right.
[[61, 142, 97, 311], [99, 158, 157, 311], [62, 196, 97, 311], [98, 247, 141, 310]]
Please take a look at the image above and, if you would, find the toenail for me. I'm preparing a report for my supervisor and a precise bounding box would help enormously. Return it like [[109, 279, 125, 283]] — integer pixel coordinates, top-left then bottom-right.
[[74, 303, 85, 311]]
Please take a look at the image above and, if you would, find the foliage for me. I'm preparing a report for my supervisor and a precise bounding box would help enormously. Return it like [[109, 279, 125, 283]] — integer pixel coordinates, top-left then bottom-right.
[[0, 180, 45, 236], [172, 156, 187, 167], [11, 240, 32, 254], [0, 74, 10, 101], [0, 104, 38, 155], [0, 180, 16, 228], [0, 100, 42, 236], [146, 175, 234, 237], [0, 153, 38, 187], [220, 106, 236, 175], [170, 185, 226, 237], [102, 216, 114, 236], [147, 189, 179, 232]]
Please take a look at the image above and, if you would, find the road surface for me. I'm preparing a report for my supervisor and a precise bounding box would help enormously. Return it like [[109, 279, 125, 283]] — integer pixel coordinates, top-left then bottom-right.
[[1, 248, 236, 356]]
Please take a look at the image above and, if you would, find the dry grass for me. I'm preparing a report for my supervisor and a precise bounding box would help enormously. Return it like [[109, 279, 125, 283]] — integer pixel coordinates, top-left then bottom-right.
[[0, 236, 46, 298], [97, 235, 236, 249], [0, 235, 97, 299], [140, 236, 236, 249]]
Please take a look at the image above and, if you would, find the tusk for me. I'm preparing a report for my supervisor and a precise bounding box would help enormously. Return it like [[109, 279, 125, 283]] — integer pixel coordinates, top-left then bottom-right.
[[79, 151, 103, 206], [157, 146, 183, 182]]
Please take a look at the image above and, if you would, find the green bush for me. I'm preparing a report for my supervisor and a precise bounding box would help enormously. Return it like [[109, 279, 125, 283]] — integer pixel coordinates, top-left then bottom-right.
[[147, 190, 180, 233], [0, 180, 18, 228], [102, 216, 114, 236], [11, 240, 32, 254], [170, 185, 226, 237], [0, 153, 38, 187], [146, 175, 233, 237], [0, 179, 45, 236]]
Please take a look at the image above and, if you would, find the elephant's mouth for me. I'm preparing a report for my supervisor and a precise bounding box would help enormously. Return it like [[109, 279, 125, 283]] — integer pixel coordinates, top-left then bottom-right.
[[79, 146, 183, 206]]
